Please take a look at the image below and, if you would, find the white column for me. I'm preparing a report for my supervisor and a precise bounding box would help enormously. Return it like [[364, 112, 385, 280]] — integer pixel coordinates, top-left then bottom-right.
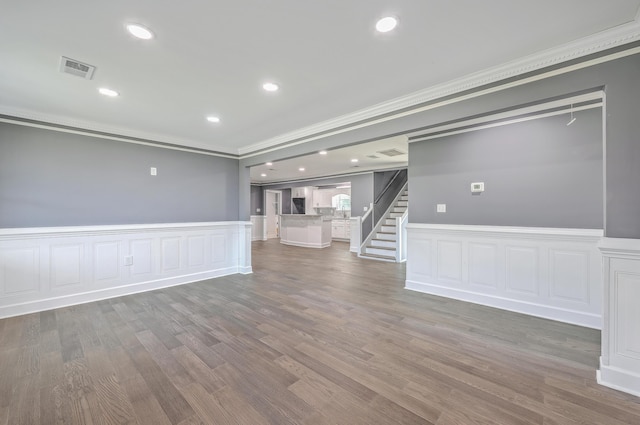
[[350, 217, 361, 253], [238, 222, 253, 274], [598, 237, 640, 397]]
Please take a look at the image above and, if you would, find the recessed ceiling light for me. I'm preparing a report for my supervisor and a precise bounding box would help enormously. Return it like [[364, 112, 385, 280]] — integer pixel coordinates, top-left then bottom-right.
[[299, 167, 305, 171], [263, 82, 279, 92], [266, 162, 273, 166], [98, 87, 119, 97], [261, 173, 267, 177], [350, 158, 359, 163], [376, 16, 398, 33], [319, 150, 328, 155], [206, 116, 220, 123], [127, 24, 154, 40]]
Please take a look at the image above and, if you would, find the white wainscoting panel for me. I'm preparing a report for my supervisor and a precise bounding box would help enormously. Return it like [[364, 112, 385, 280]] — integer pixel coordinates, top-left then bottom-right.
[[94, 241, 120, 283], [598, 237, 640, 397], [406, 224, 603, 328], [0, 222, 252, 319], [250, 215, 267, 241]]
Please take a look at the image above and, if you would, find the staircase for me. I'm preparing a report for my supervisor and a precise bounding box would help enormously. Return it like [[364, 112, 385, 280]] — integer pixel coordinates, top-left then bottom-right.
[[360, 188, 408, 262]]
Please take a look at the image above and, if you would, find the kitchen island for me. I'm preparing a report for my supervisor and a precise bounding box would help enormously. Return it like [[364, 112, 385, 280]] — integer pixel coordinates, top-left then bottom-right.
[[280, 214, 332, 248]]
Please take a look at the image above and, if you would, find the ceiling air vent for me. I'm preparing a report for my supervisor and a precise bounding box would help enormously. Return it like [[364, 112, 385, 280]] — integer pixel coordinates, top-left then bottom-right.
[[59, 56, 96, 80], [377, 148, 406, 157]]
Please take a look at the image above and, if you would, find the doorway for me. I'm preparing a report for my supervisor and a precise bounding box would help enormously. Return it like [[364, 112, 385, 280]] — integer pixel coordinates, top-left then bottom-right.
[[265, 190, 282, 239]]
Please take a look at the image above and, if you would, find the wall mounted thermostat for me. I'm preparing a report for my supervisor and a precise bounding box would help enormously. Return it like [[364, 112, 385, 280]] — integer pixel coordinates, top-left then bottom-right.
[[471, 182, 484, 193]]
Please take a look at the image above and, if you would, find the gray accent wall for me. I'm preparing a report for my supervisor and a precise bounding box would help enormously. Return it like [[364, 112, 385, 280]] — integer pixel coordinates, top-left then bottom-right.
[[250, 185, 264, 215], [0, 123, 239, 227], [409, 109, 603, 227], [281, 189, 292, 214]]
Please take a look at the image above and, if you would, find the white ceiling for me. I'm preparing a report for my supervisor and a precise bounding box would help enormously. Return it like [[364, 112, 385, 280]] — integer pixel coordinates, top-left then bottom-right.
[[1, 1, 639, 157], [250, 135, 408, 183]]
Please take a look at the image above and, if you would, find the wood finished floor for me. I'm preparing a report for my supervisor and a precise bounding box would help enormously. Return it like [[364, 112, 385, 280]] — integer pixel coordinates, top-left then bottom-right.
[[1, 239, 639, 425]]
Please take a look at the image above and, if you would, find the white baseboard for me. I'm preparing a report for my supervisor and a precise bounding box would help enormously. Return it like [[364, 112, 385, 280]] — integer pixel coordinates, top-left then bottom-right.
[[0, 222, 252, 319], [0, 267, 238, 319], [405, 224, 603, 329], [598, 361, 640, 398], [406, 279, 601, 328], [280, 240, 331, 249]]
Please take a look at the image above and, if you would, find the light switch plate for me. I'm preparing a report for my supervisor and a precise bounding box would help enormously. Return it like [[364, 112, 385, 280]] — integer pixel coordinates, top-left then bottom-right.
[[471, 182, 484, 193], [150, 167, 157, 176]]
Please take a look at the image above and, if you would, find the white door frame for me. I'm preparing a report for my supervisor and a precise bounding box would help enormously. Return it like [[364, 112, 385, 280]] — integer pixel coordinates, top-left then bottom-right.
[[265, 190, 282, 239]]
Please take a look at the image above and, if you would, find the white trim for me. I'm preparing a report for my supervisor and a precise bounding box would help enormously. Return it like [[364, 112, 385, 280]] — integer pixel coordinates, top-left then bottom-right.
[[0, 222, 252, 319], [405, 280, 602, 328], [598, 236, 640, 259], [0, 115, 238, 159], [598, 363, 640, 398], [238, 20, 640, 157], [0, 221, 248, 239], [408, 93, 603, 143], [597, 237, 640, 397], [406, 223, 604, 242], [405, 224, 603, 329], [253, 169, 377, 186], [280, 240, 331, 249], [0, 267, 237, 320]]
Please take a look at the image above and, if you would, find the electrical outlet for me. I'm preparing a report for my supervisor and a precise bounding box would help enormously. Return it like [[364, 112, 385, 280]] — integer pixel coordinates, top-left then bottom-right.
[[150, 167, 157, 176], [437, 204, 446, 213], [124, 256, 133, 266]]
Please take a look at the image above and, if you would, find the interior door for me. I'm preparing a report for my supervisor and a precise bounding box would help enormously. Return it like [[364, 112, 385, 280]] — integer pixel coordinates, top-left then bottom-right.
[[266, 191, 281, 239]]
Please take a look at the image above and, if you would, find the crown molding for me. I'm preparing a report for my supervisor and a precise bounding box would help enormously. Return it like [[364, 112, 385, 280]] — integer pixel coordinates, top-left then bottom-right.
[[0, 105, 237, 157], [238, 17, 640, 157]]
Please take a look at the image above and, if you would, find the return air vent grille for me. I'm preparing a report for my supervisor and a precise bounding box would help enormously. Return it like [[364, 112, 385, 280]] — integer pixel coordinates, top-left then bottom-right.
[[377, 148, 405, 157], [60, 56, 96, 80]]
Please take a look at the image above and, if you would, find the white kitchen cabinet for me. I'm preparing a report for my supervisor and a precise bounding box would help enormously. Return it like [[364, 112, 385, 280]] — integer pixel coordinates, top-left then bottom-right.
[[292, 187, 307, 198], [331, 219, 350, 240]]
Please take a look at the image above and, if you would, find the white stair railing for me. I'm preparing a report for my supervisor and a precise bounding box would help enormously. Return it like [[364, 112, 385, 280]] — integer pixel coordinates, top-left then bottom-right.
[[395, 210, 408, 262]]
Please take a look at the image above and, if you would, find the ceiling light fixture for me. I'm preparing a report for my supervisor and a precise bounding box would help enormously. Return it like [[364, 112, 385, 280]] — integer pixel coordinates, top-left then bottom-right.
[[263, 82, 279, 92], [350, 158, 359, 163], [566, 104, 576, 126], [376, 16, 398, 33], [299, 167, 305, 171], [98, 87, 119, 97], [206, 116, 220, 123], [261, 173, 267, 177], [126, 24, 154, 40], [266, 162, 273, 166], [319, 150, 328, 155]]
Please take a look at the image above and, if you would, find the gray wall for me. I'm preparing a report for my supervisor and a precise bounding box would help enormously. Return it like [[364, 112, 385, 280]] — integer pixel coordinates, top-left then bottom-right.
[[258, 173, 374, 217], [239, 51, 640, 238], [0, 123, 239, 227], [250, 185, 264, 215], [281, 189, 292, 214], [374, 170, 404, 200], [409, 109, 603, 227]]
